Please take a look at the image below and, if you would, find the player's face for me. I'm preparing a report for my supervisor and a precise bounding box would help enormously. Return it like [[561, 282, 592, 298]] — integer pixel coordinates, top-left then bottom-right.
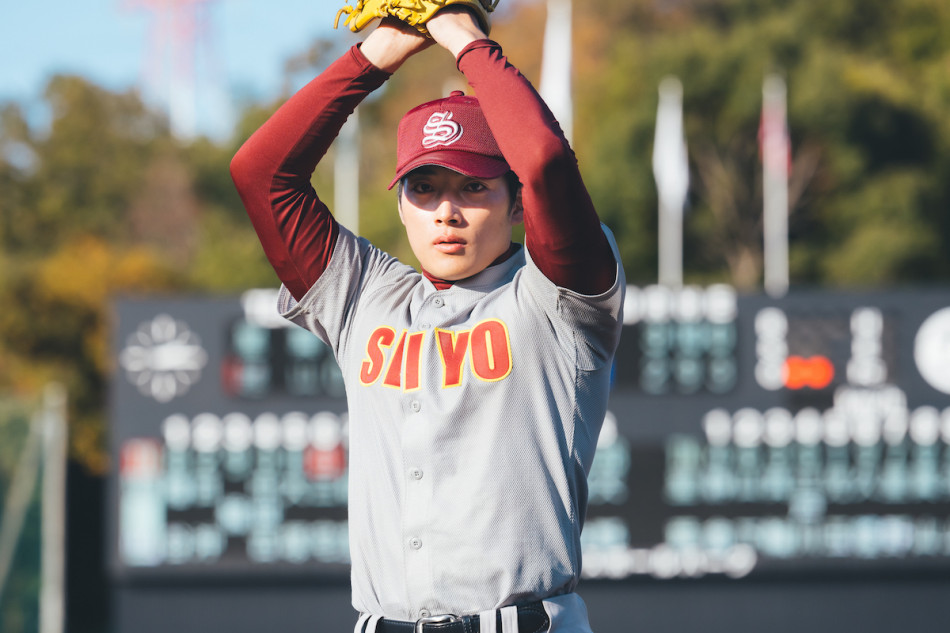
[[398, 166, 523, 281]]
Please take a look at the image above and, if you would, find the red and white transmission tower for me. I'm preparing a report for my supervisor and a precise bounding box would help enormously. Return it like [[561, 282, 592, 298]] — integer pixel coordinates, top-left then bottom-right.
[[124, 0, 220, 138]]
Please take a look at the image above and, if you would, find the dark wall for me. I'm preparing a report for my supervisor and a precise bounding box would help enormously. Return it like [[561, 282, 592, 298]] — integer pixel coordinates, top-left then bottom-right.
[[111, 576, 950, 633], [67, 462, 110, 633], [581, 577, 950, 633]]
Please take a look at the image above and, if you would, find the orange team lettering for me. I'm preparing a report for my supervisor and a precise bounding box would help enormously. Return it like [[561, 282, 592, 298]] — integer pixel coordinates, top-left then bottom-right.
[[359, 327, 396, 385], [361, 320, 513, 389], [436, 329, 471, 387], [469, 319, 512, 382], [403, 332, 425, 391], [383, 330, 408, 388]]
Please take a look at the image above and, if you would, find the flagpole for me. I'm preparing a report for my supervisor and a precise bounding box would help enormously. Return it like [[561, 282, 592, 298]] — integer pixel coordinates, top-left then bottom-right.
[[762, 74, 789, 297], [39, 383, 67, 633], [539, 0, 573, 144], [334, 109, 360, 234]]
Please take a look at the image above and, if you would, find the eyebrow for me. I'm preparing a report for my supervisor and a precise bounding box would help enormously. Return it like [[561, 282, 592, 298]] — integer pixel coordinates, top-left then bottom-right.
[[406, 166, 439, 178]]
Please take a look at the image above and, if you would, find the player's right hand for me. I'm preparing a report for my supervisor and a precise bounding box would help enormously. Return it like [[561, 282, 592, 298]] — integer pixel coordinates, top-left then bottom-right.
[[361, 17, 434, 73]]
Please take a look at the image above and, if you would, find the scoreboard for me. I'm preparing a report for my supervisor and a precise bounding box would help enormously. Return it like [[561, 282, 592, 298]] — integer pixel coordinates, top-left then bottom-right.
[[109, 286, 950, 583], [587, 285, 950, 581]]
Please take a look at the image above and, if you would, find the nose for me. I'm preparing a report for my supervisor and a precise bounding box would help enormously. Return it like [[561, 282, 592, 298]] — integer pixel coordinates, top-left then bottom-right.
[[434, 198, 461, 225]]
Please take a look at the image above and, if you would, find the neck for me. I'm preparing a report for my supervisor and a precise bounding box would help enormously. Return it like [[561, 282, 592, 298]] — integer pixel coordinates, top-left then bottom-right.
[[422, 243, 519, 289]]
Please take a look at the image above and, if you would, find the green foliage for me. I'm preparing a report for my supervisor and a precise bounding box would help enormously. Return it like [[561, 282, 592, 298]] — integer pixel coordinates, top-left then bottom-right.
[[574, 0, 950, 289], [188, 207, 279, 291], [821, 170, 940, 284], [11, 78, 164, 252], [0, 74, 273, 470]]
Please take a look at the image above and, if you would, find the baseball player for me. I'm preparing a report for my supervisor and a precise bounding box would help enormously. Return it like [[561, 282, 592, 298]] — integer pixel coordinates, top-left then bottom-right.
[[230, 5, 625, 633]]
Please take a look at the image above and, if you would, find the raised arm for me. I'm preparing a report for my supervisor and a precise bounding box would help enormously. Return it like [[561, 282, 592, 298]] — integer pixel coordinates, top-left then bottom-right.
[[230, 20, 430, 300], [427, 10, 616, 296]]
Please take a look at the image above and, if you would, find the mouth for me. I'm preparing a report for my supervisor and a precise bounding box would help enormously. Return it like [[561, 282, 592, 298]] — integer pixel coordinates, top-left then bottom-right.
[[434, 235, 467, 253]]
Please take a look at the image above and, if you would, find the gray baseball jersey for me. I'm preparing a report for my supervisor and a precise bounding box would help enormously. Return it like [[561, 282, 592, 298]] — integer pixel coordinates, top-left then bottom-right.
[[278, 223, 625, 629]]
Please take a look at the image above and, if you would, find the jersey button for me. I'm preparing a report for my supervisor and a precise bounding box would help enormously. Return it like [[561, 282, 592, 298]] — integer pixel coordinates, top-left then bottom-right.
[[410, 400, 421, 413], [433, 297, 444, 308], [409, 467, 423, 480], [419, 610, 432, 618], [409, 537, 423, 550]]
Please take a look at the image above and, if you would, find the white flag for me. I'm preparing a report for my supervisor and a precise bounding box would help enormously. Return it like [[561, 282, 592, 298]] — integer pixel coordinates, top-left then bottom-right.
[[761, 74, 790, 297], [652, 76, 690, 213], [653, 76, 689, 287]]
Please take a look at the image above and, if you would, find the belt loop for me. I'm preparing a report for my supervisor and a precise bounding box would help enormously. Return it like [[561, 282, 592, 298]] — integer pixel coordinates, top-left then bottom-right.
[[478, 609, 498, 633], [366, 615, 383, 633], [354, 614, 370, 633], [499, 606, 519, 633]]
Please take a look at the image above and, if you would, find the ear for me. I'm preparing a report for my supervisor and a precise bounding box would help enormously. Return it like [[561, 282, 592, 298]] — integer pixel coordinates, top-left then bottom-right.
[[509, 188, 524, 225]]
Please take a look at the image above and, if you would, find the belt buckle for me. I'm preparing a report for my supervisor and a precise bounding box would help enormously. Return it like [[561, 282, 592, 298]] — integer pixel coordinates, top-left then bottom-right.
[[414, 614, 460, 633]]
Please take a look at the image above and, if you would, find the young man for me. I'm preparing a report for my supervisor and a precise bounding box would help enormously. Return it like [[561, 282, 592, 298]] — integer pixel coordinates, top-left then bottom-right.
[[231, 8, 624, 633]]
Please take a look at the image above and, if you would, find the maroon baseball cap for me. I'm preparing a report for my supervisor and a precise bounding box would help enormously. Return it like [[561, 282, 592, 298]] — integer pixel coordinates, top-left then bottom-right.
[[388, 91, 510, 189]]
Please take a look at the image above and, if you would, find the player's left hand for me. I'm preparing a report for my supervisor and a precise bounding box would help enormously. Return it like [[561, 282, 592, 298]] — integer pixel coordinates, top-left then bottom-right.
[[426, 6, 487, 57]]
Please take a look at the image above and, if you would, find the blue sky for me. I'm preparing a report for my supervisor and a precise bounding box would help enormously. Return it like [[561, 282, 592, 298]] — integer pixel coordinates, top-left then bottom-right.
[[0, 0, 343, 139]]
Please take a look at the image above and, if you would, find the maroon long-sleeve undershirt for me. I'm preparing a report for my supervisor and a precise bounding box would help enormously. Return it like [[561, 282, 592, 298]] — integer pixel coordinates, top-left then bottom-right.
[[230, 40, 615, 302], [457, 40, 614, 295]]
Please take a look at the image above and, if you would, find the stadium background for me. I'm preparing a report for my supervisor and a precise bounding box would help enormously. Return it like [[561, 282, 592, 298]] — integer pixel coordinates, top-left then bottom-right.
[[3, 1, 950, 631]]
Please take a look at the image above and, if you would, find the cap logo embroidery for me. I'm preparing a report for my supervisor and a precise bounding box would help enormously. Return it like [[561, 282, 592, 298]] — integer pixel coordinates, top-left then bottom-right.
[[422, 111, 463, 148]]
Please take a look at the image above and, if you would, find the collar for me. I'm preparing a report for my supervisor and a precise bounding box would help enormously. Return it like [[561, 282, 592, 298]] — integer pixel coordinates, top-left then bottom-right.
[[422, 243, 521, 290]]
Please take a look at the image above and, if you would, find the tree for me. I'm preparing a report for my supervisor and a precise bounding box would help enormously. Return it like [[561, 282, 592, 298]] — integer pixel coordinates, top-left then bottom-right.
[[0, 74, 274, 470], [574, 0, 950, 288]]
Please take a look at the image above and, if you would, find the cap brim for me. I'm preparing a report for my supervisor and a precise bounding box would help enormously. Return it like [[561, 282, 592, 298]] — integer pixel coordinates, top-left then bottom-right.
[[388, 150, 510, 189]]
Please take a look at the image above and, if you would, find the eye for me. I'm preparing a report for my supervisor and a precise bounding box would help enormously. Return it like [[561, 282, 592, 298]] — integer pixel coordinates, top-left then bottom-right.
[[464, 180, 488, 193], [408, 180, 435, 194]]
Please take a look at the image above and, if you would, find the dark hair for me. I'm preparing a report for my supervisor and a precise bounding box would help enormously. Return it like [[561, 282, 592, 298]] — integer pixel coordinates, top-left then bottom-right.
[[503, 171, 522, 204]]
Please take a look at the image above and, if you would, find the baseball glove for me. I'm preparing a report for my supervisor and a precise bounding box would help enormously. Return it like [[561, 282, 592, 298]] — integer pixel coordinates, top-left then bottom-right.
[[334, 0, 499, 36]]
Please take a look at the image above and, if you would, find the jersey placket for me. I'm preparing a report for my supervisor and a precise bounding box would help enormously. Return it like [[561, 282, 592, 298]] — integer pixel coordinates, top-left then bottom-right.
[[400, 294, 444, 616]]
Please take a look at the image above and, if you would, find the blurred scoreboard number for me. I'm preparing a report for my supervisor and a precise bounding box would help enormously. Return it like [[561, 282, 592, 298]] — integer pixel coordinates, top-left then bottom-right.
[[613, 284, 740, 395], [110, 287, 950, 581]]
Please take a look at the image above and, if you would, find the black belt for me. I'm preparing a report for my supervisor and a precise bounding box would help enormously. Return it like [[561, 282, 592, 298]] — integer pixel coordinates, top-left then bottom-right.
[[370, 602, 549, 633]]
